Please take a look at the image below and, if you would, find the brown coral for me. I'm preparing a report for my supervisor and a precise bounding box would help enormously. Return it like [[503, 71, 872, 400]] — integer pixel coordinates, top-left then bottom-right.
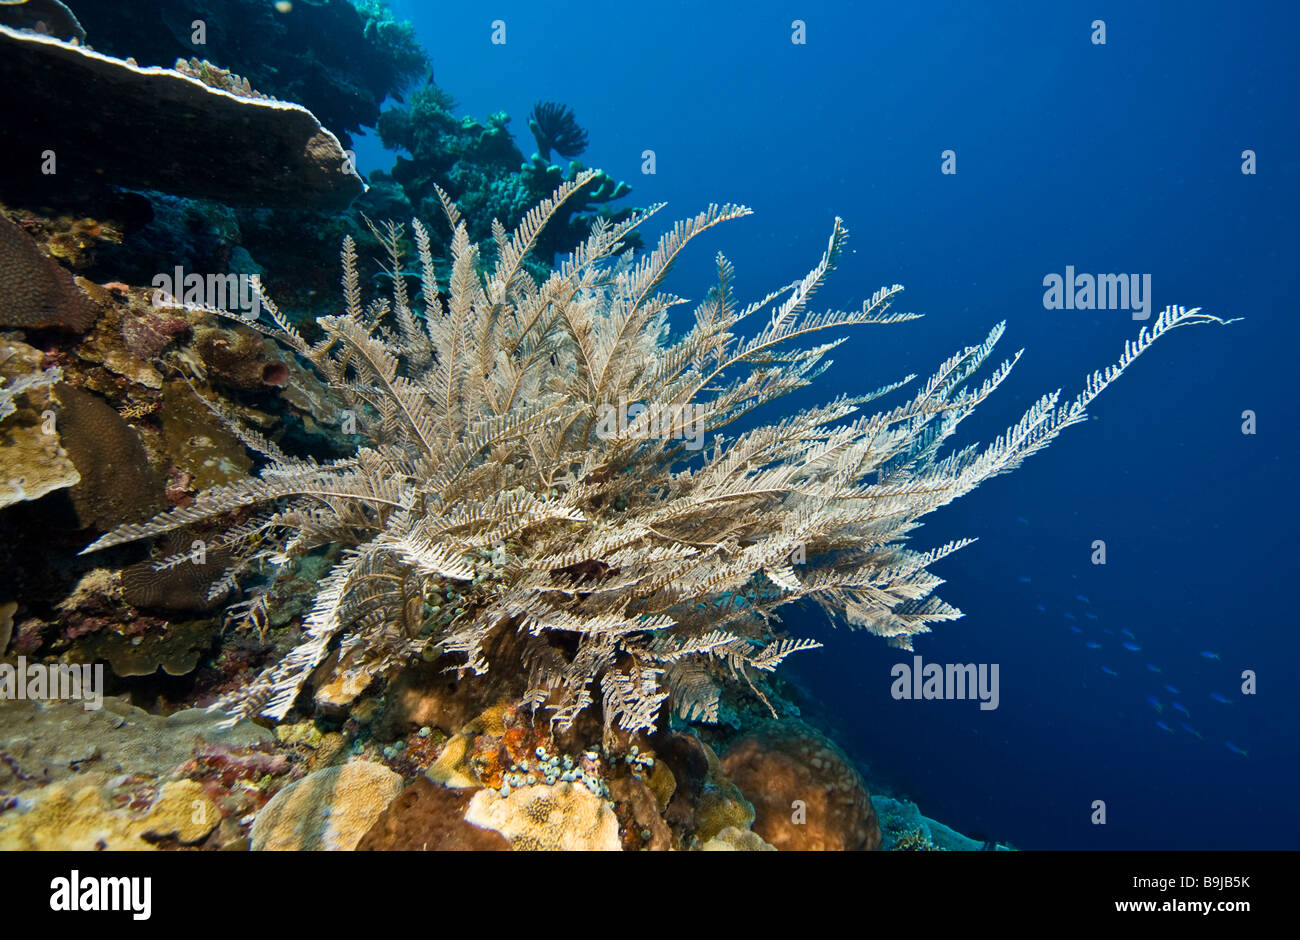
[[0, 213, 101, 331], [53, 384, 164, 530], [357, 778, 509, 851], [720, 719, 882, 851]]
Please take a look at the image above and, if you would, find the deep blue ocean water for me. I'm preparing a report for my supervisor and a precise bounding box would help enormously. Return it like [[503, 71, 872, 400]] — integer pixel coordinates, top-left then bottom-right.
[[365, 0, 1298, 848]]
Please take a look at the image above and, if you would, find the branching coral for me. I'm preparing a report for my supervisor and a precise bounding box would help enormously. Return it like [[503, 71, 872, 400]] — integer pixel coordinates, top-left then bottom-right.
[[82, 177, 1234, 738]]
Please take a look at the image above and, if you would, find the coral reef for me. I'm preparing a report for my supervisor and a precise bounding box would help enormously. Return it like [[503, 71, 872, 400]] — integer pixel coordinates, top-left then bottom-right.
[[193, 326, 290, 393], [0, 776, 218, 850], [0, 26, 365, 211], [0, 5, 1233, 855], [0, 696, 284, 850], [873, 795, 989, 851], [172, 56, 269, 100], [701, 826, 776, 851], [0, 697, 271, 793], [73, 0, 427, 147], [155, 381, 254, 491], [377, 86, 635, 267]]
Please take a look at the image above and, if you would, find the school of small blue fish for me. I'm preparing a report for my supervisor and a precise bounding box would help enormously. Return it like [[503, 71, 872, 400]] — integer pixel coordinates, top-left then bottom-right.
[[1020, 578, 1249, 758]]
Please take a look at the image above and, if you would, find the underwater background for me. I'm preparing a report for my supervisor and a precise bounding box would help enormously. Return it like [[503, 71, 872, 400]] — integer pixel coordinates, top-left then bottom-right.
[[367, 0, 1300, 849], [0, 0, 1295, 852]]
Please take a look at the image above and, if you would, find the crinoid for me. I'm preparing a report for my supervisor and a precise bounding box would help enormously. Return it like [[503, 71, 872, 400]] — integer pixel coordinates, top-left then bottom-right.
[[528, 100, 590, 162], [84, 174, 1235, 732]]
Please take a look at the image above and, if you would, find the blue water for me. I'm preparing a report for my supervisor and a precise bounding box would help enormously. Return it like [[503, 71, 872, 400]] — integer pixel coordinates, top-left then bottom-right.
[[372, 0, 1299, 848]]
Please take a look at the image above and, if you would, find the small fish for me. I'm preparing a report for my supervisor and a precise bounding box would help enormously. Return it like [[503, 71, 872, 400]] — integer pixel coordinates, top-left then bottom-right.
[[1145, 695, 1163, 713], [1084, 641, 1101, 649], [1100, 665, 1118, 676], [1145, 664, 1162, 673], [1163, 684, 1181, 695], [1200, 651, 1220, 660], [1069, 625, 1082, 634], [1084, 612, 1098, 620], [1076, 594, 1090, 603], [1064, 612, 1076, 621], [1210, 692, 1232, 705], [1018, 575, 1032, 584], [1035, 603, 1046, 612], [1121, 628, 1135, 640], [1155, 721, 1173, 734], [1017, 515, 1029, 525], [1101, 627, 1114, 635], [1172, 702, 1191, 718], [1122, 641, 1141, 652], [1225, 741, 1249, 758], [1180, 722, 1203, 740]]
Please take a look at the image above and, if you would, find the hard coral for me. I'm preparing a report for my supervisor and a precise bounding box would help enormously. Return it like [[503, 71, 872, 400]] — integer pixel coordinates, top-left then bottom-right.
[[0, 338, 79, 509], [464, 781, 621, 851], [720, 719, 881, 851], [0, 26, 364, 210], [54, 384, 164, 531], [250, 760, 402, 851], [0, 213, 101, 331], [0, 777, 217, 850], [357, 777, 508, 851]]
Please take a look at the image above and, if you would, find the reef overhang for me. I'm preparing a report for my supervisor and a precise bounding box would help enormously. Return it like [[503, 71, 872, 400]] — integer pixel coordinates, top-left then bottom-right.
[[0, 25, 366, 212]]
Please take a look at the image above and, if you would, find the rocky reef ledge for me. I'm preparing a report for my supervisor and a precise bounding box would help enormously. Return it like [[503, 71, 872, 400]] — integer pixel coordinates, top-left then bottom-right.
[[0, 25, 365, 211]]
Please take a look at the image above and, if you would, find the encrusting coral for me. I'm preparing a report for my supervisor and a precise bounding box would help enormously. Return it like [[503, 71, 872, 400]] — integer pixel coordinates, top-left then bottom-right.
[[249, 759, 403, 851], [0, 339, 80, 510], [82, 177, 1235, 743], [464, 780, 622, 851]]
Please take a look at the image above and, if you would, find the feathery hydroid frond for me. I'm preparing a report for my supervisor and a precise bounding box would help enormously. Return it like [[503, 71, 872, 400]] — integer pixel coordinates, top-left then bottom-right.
[[85, 182, 1233, 733]]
